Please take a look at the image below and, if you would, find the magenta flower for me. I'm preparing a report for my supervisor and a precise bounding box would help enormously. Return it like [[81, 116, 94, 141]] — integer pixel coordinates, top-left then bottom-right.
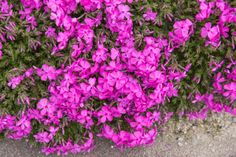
[[169, 19, 193, 47], [173, 19, 193, 38], [21, 0, 42, 10], [49, 126, 59, 136], [213, 72, 225, 92], [8, 115, 31, 139], [227, 67, 236, 81], [37, 98, 56, 116], [92, 44, 108, 63], [0, 50, 2, 59], [116, 131, 131, 146], [107, 71, 127, 90], [34, 132, 52, 143], [8, 76, 24, 89], [45, 27, 56, 38], [24, 68, 34, 77], [36, 64, 59, 81], [223, 82, 236, 101], [218, 24, 229, 39], [77, 110, 94, 128], [201, 22, 221, 47], [143, 9, 157, 22], [129, 115, 152, 130], [110, 48, 119, 60], [196, 1, 215, 21], [96, 106, 113, 123], [143, 128, 157, 145], [71, 44, 82, 58], [80, 0, 103, 11], [0, 1, 13, 17], [118, 4, 131, 19], [98, 124, 116, 139]]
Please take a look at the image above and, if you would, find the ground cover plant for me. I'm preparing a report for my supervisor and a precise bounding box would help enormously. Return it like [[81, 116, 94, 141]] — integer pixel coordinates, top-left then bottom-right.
[[0, 0, 235, 155]]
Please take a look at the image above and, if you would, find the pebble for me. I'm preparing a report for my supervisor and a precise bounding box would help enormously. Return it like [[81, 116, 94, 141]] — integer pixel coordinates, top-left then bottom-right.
[[177, 137, 184, 141], [231, 117, 236, 123], [178, 142, 183, 147]]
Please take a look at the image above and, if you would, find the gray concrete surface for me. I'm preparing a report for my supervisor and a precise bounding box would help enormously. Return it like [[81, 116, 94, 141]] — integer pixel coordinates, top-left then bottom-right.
[[1, 115, 236, 157]]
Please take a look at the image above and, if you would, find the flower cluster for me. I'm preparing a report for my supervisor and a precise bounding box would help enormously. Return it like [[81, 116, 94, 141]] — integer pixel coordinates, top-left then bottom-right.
[[143, 9, 157, 22], [168, 19, 194, 49], [188, 58, 236, 119], [0, 0, 15, 59], [0, 0, 236, 155], [197, 0, 236, 47]]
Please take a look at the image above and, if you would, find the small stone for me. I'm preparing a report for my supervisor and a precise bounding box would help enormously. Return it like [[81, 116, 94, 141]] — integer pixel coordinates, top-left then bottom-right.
[[232, 133, 236, 138], [178, 142, 183, 147], [232, 117, 236, 123], [177, 137, 184, 142]]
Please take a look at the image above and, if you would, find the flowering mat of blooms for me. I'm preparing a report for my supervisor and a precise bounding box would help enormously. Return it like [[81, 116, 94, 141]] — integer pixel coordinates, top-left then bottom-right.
[[0, 0, 235, 155]]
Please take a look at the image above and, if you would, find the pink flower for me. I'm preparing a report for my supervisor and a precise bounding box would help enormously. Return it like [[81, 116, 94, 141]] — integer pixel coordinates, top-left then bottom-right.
[[110, 48, 119, 60], [223, 82, 236, 101], [107, 71, 127, 90], [213, 72, 225, 92], [77, 110, 94, 128], [211, 60, 224, 72], [8, 115, 31, 139], [169, 19, 193, 47], [49, 126, 59, 136], [218, 23, 229, 38], [56, 32, 70, 50], [37, 98, 56, 116], [71, 44, 83, 58], [173, 19, 193, 38], [97, 106, 113, 123], [34, 132, 52, 143], [116, 131, 131, 146], [0, 50, 2, 59], [143, 128, 157, 145], [92, 44, 108, 63], [143, 9, 157, 22], [196, 1, 215, 21], [8, 76, 24, 89], [200, 22, 221, 47], [24, 68, 34, 77], [45, 27, 56, 38], [36, 64, 59, 81], [118, 4, 131, 19], [129, 115, 152, 130], [80, 0, 103, 11], [98, 124, 116, 139], [227, 67, 236, 81], [80, 133, 94, 152], [0, 1, 13, 17], [21, 0, 42, 10]]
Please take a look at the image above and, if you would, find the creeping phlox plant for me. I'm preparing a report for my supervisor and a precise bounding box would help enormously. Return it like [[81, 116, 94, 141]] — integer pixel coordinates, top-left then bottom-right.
[[0, 0, 235, 155]]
